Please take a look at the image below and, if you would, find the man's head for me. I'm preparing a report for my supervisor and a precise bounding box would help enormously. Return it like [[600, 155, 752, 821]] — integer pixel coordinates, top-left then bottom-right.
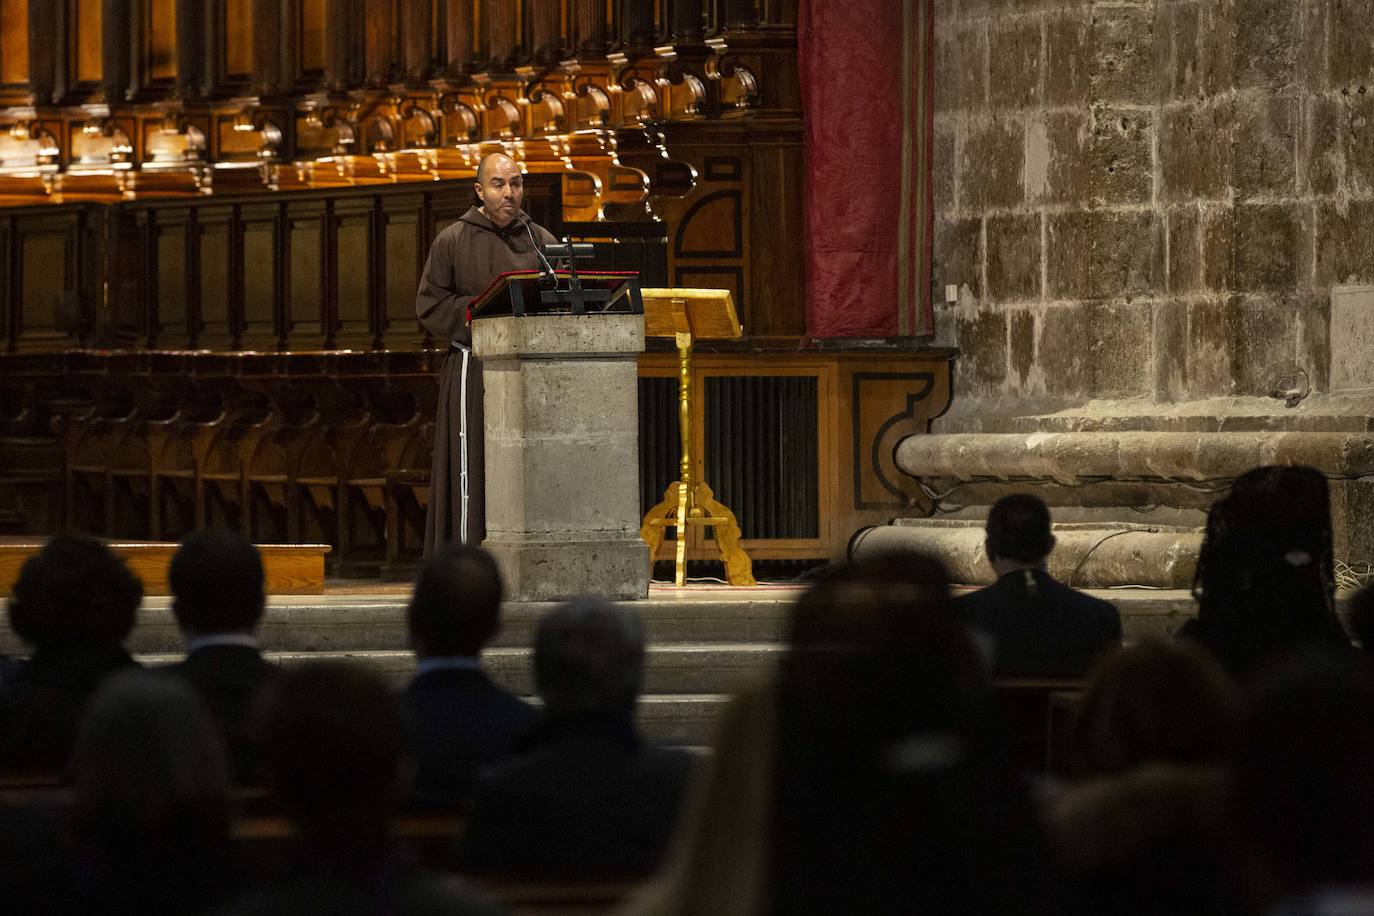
[[984, 493, 1055, 570], [407, 544, 504, 658], [169, 528, 266, 637], [474, 152, 524, 228], [8, 535, 142, 649], [534, 596, 645, 718]]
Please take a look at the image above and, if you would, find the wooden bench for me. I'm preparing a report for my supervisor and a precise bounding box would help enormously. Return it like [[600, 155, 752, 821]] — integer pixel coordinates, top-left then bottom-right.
[[991, 677, 1084, 776], [0, 539, 331, 597]]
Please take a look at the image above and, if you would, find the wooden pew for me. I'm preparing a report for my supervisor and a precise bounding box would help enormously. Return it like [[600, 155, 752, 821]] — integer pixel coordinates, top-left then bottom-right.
[[991, 677, 1084, 776]]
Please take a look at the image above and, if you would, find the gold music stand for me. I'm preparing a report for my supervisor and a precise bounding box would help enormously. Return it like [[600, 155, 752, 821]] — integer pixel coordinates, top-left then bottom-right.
[[639, 288, 756, 587]]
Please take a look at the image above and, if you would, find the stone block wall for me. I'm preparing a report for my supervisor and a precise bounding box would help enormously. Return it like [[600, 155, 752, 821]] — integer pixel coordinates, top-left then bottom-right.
[[933, 0, 1374, 408]]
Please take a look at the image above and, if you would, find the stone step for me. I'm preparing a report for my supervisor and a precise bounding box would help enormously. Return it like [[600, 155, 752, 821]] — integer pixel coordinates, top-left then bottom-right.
[[0, 588, 1205, 657], [135, 640, 739, 746], [0, 586, 1217, 747], [136, 644, 786, 698], [0, 592, 801, 656]]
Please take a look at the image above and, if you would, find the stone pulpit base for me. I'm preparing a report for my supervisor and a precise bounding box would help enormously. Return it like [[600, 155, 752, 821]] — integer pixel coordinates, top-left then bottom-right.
[[473, 313, 650, 602]]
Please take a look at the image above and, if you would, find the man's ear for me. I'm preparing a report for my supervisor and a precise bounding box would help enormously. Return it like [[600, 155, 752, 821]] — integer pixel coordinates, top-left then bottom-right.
[[473, 180, 482, 200]]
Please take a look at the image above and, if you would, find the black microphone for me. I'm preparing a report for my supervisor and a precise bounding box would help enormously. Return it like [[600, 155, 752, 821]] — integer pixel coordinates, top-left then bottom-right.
[[524, 219, 559, 288]]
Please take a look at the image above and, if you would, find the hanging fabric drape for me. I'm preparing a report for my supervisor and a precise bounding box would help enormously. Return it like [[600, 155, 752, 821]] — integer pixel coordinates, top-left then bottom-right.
[[799, 0, 935, 339]]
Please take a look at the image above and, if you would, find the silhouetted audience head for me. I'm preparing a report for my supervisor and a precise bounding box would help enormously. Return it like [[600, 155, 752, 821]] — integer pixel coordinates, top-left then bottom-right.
[[169, 528, 266, 636], [785, 552, 984, 723], [985, 493, 1055, 566], [774, 552, 1045, 914], [407, 545, 504, 658], [255, 662, 407, 863], [68, 669, 237, 914], [1231, 651, 1374, 908], [534, 596, 645, 718], [1187, 465, 1348, 676], [71, 669, 231, 832], [1066, 638, 1241, 779], [7, 535, 142, 649]]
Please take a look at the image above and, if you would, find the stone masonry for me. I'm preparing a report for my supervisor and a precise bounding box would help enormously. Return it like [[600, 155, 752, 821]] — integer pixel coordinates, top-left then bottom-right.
[[904, 0, 1374, 577]]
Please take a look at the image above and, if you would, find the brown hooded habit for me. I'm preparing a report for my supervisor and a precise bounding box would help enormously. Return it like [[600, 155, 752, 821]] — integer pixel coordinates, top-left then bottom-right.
[[415, 205, 557, 553]]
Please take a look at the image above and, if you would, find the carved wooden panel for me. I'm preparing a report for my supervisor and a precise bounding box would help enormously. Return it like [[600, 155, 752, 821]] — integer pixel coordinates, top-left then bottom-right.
[[104, 208, 145, 343], [14, 215, 78, 352], [333, 196, 373, 348], [671, 0, 704, 42], [381, 194, 424, 350], [570, 0, 605, 54], [72, 0, 104, 86], [443, 0, 475, 75], [195, 204, 235, 349], [481, 0, 517, 70], [668, 159, 747, 323], [27, 0, 61, 102], [849, 372, 939, 510], [322, 0, 363, 90], [285, 199, 326, 347], [299, 0, 326, 74], [224, 0, 254, 78], [145, 0, 178, 82], [0, 0, 27, 92], [239, 202, 281, 349], [620, 0, 657, 47], [363, 1, 396, 85], [746, 142, 804, 338], [675, 189, 742, 258], [527, 0, 559, 64], [153, 207, 191, 347]]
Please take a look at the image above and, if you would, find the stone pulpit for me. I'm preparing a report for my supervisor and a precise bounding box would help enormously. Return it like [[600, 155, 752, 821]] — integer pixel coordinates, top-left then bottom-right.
[[472, 309, 650, 602]]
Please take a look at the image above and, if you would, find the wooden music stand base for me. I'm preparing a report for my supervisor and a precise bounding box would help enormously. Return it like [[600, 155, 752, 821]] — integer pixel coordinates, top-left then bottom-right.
[[641, 481, 757, 587]]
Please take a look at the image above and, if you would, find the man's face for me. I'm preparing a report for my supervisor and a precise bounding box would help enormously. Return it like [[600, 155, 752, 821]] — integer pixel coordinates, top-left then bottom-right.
[[475, 156, 524, 227]]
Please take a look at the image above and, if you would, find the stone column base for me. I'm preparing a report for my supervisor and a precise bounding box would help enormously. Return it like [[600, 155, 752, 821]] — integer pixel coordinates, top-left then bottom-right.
[[485, 536, 650, 602]]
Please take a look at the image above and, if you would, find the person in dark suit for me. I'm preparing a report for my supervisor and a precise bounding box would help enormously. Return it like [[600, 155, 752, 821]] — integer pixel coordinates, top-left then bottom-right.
[[165, 528, 278, 784], [0, 536, 143, 772], [401, 545, 536, 808], [954, 494, 1121, 677], [455, 596, 695, 879]]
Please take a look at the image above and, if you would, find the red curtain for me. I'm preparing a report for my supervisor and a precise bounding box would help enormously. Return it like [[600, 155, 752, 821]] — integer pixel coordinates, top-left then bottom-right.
[[800, 0, 934, 339]]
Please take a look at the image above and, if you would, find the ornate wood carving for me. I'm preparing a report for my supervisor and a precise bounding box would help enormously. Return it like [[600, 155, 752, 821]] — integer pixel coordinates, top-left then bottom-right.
[[0, 0, 802, 343]]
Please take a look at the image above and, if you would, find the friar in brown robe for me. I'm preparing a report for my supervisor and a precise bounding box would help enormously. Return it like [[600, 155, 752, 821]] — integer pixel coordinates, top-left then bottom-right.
[[415, 153, 557, 553]]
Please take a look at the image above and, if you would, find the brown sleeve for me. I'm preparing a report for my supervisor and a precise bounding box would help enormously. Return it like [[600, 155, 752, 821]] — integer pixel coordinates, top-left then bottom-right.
[[415, 229, 473, 345]]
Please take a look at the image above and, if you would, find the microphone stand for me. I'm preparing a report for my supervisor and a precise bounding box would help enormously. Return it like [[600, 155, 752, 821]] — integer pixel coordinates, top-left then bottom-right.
[[525, 218, 559, 289]]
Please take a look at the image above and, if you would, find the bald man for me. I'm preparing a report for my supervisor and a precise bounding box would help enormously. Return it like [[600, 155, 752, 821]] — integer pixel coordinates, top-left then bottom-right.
[[416, 153, 558, 551]]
